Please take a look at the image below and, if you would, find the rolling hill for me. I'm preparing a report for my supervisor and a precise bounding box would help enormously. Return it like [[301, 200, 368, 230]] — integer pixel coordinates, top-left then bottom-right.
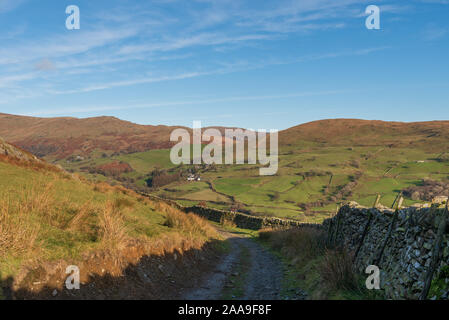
[[1, 113, 449, 161], [1, 113, 448, 221], [0, 113, 240, 160], [0, 113, 183, 159], [279, 119, 449, 151]]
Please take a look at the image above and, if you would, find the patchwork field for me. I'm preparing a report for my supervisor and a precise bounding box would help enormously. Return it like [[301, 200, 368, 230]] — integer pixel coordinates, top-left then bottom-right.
[[56, 144, 449, 223]]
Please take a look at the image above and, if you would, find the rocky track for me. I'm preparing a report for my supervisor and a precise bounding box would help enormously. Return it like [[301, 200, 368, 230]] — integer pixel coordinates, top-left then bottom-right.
[[183, 230, 290, 300]]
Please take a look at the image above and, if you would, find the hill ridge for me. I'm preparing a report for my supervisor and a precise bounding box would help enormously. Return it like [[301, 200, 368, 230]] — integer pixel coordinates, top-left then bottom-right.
[[0, 113, 448, 159]]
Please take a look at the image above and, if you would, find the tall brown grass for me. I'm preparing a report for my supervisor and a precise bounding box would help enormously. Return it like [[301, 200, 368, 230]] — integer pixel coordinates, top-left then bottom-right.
[[259, 227, 326, 264], [259, 227, 359, 295], [66, 202, 97, 234], [99, 201, 129, 251], [0, 195, 41, 257], [0, 182, 62, 258], [320, 248, 358, 291], [161, 202, 218, 239], [220, 216, 236, 229]]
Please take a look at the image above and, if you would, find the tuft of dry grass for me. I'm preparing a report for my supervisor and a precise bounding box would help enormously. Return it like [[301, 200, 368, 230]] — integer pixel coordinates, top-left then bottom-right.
[[259, 227, 361, 298], [163, 206, 218, 239], [113, 198, 134, 210], [99, 202, 129, 251], [320, 248, 358, 291], [220, 216, 236, 229], [259, 227, 326, 264], [67, 202, 96, 232], [20, 183, 55, 222], [93, 182, 115, 194], [0, 196, 40, 257]]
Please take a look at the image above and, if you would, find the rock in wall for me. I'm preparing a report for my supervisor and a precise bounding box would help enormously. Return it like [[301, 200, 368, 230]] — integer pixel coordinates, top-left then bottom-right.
[[323, 202, 449, 300]]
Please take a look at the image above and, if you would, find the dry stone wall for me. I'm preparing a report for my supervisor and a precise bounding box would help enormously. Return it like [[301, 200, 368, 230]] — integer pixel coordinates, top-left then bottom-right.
[[182, 205, 320, 230], [143, 194, 320, 230], [323, 202, 449, 300], [145, 193, 449, 299]]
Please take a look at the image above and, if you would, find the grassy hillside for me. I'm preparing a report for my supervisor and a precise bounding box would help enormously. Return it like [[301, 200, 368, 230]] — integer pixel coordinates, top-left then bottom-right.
[[0, 149, 219, 297], [2, 116, 448, 223]]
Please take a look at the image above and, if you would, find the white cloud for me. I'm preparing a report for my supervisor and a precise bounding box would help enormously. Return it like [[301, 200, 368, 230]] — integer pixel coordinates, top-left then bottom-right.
[[0, 27, 139, 65], [48, 72, 208, 95], [118, 33, 274, 55]]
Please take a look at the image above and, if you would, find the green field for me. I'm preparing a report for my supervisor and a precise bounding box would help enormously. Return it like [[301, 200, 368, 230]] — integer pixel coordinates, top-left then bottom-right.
[[53, 143, 449, 223]]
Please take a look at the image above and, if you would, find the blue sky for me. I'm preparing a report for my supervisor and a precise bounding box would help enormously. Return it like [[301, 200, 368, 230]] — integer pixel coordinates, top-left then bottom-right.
[[0, 0, 448, 130]]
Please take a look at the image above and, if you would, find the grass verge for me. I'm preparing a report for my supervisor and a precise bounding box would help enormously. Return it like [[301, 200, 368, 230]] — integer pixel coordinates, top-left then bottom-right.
[[258, 227, 384, 300]]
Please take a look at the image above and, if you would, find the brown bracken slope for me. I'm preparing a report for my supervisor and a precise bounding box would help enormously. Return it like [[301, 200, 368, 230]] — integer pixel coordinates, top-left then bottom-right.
[[0, 113, 185, 159], [279, 119, 449, 151]]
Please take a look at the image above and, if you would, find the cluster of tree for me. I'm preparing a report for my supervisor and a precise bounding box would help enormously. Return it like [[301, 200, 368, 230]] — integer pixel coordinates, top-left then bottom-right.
[[146, 168, 182, 188], [81, 161, 133, 177], [403, 179, 449, 201], [296, 169, 333, 178], [297, 201, 326, 211]]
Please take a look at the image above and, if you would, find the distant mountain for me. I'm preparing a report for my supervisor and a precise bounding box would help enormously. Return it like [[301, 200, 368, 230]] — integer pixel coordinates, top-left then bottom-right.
[[1, 114, 448, 160], [0, 113, 185, 159], [0, 113, 244, 160], [279, 119, 449, 151]]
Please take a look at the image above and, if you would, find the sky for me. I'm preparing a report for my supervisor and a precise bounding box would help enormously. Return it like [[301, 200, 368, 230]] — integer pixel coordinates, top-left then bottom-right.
[[0, 0, 448, 130]]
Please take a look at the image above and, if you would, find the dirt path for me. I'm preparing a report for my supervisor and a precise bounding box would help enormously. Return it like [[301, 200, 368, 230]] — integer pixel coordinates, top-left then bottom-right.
[[183, 230, 287, 300]]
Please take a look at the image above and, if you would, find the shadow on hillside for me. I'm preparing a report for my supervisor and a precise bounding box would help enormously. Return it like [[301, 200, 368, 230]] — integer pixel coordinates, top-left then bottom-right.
[[1, 239, 225, 300]]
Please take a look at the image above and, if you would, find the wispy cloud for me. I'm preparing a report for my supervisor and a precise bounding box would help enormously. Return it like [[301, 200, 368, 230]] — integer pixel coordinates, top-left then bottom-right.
[[0, 27, 139, 65], [118, 33, 275, 55], [0, 0, 402, 111], [41, 46, 388, 95], [0, 0, 26, 13], [26, 90, 351, 116], [48, 72, 208, 95], [422, 24, 448, 41]]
